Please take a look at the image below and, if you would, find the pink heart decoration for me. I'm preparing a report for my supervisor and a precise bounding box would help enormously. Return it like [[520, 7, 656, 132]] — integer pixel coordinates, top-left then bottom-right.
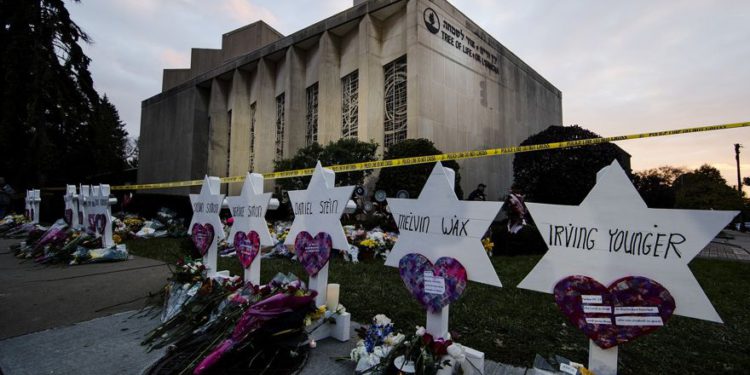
[[235, 231, 261, 269], [192, 223, 215, 256], [294, 231, 332, 276], [95, 214, 107, 235], [554, 275, 676, 349], [398, 253, 468, 312], [64, 209, 73, 225]]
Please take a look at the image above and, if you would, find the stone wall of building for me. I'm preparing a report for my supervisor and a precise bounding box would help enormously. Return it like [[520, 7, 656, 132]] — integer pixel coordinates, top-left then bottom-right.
[[139, 0, 562, 198]]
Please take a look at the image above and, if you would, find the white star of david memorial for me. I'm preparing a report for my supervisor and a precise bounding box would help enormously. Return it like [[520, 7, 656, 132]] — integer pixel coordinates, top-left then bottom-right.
[[189, 176, 226, 277], [87, 185, 116, 248], [226, 173, 277, 284], [384, 162, 503, 287], [384, 162, 502, 372], [25, 189, 40, 224], [63, 185, 81, 229], [284, 162, 355, 253], [518, 160, 737, 323], [284, 161, 355, 342]]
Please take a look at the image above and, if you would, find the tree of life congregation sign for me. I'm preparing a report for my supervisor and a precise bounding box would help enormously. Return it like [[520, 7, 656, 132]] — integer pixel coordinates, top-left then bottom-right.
[[518, 161, 738, 375]]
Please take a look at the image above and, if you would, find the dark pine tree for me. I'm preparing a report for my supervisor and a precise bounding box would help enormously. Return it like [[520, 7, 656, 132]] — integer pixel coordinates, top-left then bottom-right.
[[0, 0, 127, 189]]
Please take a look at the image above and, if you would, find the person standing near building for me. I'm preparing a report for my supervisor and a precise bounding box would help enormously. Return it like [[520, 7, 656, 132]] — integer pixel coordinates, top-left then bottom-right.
[[467, 183, 487, 201], [0, 177, 15, 217]]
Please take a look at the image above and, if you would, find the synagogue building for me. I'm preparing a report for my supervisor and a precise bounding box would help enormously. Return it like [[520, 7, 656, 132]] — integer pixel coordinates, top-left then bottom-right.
[[138, 0, 563, 197]]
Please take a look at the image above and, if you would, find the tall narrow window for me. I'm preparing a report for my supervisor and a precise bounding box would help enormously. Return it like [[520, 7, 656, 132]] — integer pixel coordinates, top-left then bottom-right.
[[384, 55, 407, 147], [306, 83, 319, 145], [341, 70, 359, 138], [226, 110, 232, 177], [275, 93, 285, 160], [249, 102, 256, 169]]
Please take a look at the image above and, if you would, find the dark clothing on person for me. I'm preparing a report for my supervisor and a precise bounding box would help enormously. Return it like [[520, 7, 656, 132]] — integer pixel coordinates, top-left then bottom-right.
[[468, 189, 486, 201], [0, 183, 14, 216]]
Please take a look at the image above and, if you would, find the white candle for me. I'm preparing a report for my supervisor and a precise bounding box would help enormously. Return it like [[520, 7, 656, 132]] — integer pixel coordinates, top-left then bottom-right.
[[326, 283, 340, 312]]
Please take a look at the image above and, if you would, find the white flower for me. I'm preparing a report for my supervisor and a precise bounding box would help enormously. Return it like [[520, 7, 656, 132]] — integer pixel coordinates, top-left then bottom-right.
[[384, 333, 405, 346], [336, 304, 347, 314], [350, 342, 367, 361], [373, 314, 391, 326], [415, 326, 426, 336], [447, 343, 466, 363], [309, 339, 317, 348], [366, 352, 381, 367]]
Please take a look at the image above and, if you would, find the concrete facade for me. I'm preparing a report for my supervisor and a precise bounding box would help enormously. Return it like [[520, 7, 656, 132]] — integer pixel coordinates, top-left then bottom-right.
[[139, 0, 563, 197]]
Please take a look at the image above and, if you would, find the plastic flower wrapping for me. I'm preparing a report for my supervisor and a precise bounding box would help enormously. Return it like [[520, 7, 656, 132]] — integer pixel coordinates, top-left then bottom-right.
[[143, 268, 319, 375]]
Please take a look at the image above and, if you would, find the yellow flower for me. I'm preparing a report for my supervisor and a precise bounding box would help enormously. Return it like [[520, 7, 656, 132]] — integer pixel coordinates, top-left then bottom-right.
[[360, 239, 376, 248], [306, 305, 327, 324], [482, 237, 494, 253], [113, 234, 122, 244]]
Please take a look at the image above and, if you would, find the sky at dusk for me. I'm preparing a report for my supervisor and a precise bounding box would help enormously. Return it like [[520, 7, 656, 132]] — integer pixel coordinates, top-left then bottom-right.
[[68, 0, 750, 185]]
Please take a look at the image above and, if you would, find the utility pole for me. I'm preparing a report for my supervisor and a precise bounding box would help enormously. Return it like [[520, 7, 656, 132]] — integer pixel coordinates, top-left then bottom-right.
[[735, 144, 743, 195], [735, 144, 745, 232]]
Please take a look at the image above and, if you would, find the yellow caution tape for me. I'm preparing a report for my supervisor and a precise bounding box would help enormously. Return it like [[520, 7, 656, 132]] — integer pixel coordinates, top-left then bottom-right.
[[87, 121, 749, 191]]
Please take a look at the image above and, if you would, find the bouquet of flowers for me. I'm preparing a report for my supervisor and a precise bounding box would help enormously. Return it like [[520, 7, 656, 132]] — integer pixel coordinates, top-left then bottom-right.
[[348, 316, 469, 375], [14, 219, 68, 259], [0, 214, 28, 236], [346, 227, 398, 262], [35, 230, 90, 264], [144, 270, 317, 375]]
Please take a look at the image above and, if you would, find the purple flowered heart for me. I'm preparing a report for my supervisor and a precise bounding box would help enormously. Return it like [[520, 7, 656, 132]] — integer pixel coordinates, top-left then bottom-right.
[[95, 214, 107, 235], [398, 253, 468, 312], [192, 223, 215, 256], [554, 275, 676, 349], [294, 231, 332, 277], [235, 231, 261, 269], [64, 209, 73, 225]]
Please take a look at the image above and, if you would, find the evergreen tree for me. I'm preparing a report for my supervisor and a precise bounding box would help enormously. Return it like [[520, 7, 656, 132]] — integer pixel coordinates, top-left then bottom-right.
[[512, 125, 627, 205], [375, 139, 463, 199], [0, 0, 128, 188]]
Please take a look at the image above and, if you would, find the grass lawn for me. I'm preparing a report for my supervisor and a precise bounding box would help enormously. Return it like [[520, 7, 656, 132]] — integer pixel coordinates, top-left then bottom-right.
[[126, 238, 750, 374]]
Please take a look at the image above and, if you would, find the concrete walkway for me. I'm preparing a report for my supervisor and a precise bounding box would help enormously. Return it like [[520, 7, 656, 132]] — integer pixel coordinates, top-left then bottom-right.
[[0, 238, 529, 374], [698, 230, 750, 262], [0, 239, 171, 340]]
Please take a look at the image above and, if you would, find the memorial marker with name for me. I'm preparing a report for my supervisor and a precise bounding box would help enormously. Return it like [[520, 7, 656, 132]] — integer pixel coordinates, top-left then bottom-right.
[[86, 184, 116, 248], [79, 185, 90, 233], [25, 189, 40, 224], [518, 161, 738, 375], [226, 172, 277, 284], [384, 162, 503, 372], [63, 185, 81, 229], [189, 176, 226, 277], [284, 161, 354, 342]]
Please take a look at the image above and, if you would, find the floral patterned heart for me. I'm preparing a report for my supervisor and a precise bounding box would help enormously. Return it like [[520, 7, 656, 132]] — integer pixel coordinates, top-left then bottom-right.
[[294, 231, 332, 277], [192, 223, 215, 256], [95, 214, 107, 235], [235, 230, 261, 269], [554, 275, 676, 349], [64, 209, 73, 225], [398, 253, 468, 312]]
